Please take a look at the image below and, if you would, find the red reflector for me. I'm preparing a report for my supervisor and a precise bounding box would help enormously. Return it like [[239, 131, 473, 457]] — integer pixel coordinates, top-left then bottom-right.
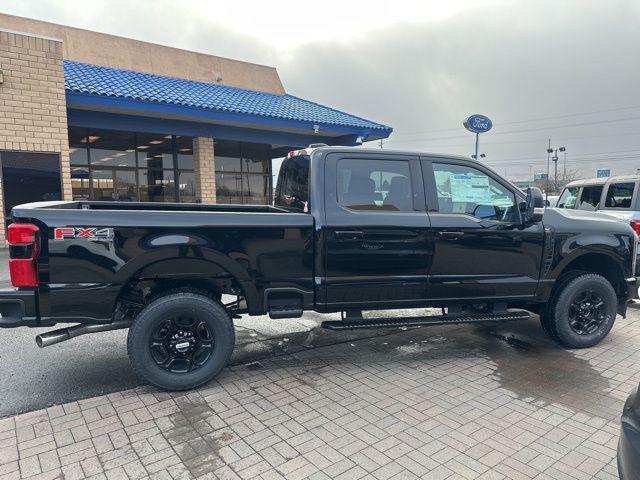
[[9, 258, 38, 287], [631, 220, 640, 242], [7, 223, 39, 245]]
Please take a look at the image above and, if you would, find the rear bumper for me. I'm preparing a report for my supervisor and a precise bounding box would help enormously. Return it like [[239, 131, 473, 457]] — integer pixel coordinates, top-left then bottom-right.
[[0, 289, 39, 327]]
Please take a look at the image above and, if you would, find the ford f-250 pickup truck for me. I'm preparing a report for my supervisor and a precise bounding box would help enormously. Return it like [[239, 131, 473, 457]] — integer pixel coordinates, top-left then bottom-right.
[[0, 146, 637, 390]]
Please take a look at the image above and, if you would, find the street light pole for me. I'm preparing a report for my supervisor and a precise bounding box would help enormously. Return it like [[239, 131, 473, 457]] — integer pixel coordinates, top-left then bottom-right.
[[560, 146, 567, 180], [546, 139, 552, 202], [552, 150, 559, 193]]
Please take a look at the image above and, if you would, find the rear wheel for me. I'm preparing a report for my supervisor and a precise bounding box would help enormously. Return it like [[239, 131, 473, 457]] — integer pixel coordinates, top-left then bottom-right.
[[127, 291, 235, 390], [543, 273, 617, 348]]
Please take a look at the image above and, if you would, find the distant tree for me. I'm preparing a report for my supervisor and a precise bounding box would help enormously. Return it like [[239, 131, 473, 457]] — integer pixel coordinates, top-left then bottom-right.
[[534, 168, 580, 194]]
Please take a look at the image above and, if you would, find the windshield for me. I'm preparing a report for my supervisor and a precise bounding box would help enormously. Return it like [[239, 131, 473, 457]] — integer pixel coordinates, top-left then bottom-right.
[[274, 155, 310, 212], [557, 186, 579, 209]]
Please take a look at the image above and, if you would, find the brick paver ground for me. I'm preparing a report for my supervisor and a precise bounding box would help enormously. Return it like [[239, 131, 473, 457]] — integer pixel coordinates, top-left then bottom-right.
[[2, 306, 639, 480]]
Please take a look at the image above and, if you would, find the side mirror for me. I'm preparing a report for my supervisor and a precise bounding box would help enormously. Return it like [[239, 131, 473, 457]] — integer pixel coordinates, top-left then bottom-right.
[[525, 187, 545, 224], [473, 204, 499, 219]]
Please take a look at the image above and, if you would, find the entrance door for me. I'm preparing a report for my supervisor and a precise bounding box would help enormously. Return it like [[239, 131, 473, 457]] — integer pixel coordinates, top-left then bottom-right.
[[1, 152, 62, 223], [321, 151, 431, 309], [422, 158, 544, 300]]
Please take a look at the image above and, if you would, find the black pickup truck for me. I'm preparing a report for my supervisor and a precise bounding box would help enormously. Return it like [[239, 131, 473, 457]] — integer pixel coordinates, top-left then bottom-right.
[[1, 146, 637, 390]]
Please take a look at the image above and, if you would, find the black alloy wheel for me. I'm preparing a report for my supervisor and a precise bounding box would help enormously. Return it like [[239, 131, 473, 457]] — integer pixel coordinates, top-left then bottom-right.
[[150, 316, 214, 373], [567, 289, 607, 335], [127, 290, 235, 390]]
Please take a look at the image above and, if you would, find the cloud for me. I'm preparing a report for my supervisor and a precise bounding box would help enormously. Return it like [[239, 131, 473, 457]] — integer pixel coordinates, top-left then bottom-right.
[[2, 0, 640, 178]]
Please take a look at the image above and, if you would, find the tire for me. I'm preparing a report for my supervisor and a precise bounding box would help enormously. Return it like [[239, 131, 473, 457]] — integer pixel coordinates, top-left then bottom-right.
[[544, 273, 617, 348], [127, 291, 235, 390]]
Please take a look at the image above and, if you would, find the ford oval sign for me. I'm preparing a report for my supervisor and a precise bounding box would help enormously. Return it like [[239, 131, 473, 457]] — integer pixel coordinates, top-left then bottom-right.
[[463, 114, 492, 134]]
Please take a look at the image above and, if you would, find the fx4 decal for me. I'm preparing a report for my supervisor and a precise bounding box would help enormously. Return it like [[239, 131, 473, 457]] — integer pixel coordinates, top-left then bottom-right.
[[54, 227, 114, 240]]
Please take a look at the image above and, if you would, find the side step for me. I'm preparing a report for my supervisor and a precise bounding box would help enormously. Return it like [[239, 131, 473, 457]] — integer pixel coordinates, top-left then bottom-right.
[[269, 306, 303, 319], [321, 311, 530, 330]]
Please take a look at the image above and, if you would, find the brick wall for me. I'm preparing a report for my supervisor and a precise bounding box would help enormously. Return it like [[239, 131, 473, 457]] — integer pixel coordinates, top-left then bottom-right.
[[0, 29, 72, 242], [193, 137, 216, 204]]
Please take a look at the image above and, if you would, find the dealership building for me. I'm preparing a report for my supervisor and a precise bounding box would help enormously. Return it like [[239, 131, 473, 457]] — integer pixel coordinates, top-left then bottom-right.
[[0, 13, 391, 241]]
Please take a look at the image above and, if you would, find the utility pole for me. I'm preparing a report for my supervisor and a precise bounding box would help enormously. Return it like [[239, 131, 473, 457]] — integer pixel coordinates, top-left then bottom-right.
[[546, 139, 552, 202], [560, 146, 567, 179]]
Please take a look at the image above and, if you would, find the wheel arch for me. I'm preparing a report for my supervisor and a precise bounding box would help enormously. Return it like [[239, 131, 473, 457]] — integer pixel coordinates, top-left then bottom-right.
[[553, 251, 626, 297], [112, 247, 262, 315]]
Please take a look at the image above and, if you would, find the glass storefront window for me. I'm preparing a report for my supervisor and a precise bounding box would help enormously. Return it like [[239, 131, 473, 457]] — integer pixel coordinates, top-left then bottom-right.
[[176, 136, 194, 170], [214, 140, 272, 204], [91, 169, 115, 201], [178, 171, 196, 203], [89, 130, 136, 167], [71, 167, 90, 200], [215, 141, 242, 172], [69, 128, 89, 166], [67, 127, 270, 204], [139, 169, 176, 202]]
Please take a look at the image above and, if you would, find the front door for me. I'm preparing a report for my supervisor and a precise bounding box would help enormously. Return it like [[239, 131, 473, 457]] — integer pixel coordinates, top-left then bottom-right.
[[422, 158, 544, 301], [321, 152, 431, 309]]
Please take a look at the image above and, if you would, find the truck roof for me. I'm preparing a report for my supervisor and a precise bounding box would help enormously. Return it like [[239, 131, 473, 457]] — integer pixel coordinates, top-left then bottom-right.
[[565, 174, 640, 188], [289, 145, 481, 165]]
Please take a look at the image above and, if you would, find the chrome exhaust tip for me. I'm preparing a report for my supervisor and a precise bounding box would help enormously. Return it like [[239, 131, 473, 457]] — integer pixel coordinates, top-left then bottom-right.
[[36, 329, 71, 348]]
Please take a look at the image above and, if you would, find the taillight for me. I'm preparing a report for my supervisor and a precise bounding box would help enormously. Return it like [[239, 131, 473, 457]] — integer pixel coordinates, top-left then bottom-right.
[[8, 223, 38, 245], [8, 223, 40, 287], [631, 220, 640, 243]]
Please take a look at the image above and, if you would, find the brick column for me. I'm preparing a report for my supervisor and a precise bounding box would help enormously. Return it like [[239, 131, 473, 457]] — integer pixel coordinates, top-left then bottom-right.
[[0, 29, 72, 244], [193, 137, 216, 204]]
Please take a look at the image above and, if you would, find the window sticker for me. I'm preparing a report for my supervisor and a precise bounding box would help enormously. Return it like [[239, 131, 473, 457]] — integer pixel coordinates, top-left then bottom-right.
[[449, 173, 490, 203]]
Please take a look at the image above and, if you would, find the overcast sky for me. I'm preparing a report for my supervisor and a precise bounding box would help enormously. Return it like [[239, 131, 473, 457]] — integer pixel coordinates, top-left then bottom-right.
[[3, 0, 640, 180]]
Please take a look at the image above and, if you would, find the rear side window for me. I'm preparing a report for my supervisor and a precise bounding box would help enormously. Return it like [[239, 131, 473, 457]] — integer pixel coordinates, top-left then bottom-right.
[[577, 185, 603, 211], [337, 159, 413, 212], [557, 186, 579, 208], [604, 182, 635, 208], [274, 155, 309, 212]]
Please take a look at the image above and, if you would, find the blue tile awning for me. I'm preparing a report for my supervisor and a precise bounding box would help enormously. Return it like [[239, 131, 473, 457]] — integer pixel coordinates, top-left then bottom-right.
[[64, 61, 392, 144]]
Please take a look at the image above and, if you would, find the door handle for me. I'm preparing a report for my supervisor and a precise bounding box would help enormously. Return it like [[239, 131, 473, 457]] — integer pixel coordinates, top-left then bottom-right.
[[335, 230, 364, 240], [438, 231, 464, 240]]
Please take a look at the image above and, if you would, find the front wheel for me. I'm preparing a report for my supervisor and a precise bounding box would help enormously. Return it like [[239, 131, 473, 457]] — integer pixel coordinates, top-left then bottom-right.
[[542, 273, 617, 348], [127, 292, 235, 390]]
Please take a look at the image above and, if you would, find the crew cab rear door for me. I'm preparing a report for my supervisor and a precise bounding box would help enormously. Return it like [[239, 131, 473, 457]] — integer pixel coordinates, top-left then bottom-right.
[[320, 151, 431, 309], [421, 157, 544, 300]]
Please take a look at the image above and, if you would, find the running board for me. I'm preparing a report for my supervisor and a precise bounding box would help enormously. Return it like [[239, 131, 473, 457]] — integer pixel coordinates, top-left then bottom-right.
[[321, 311, 530, 330]]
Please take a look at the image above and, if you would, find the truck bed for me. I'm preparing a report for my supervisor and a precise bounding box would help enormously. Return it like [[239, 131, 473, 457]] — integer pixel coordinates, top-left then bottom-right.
[[13, 200, 288, 214]]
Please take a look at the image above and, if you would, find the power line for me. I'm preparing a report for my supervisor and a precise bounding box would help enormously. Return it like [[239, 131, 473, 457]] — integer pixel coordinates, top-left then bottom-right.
[[388, 115, 640, 145], [386, 129, 640, 150], [394, 103, 640, 138]]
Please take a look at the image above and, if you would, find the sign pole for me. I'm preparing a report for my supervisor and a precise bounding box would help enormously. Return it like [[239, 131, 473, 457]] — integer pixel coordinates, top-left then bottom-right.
[[463, 114, 492, 160], [474, 133, 479, 161]]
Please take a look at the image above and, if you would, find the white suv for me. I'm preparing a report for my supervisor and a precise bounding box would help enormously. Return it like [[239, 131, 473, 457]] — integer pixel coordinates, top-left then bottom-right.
[[557, 175, 640, 298]]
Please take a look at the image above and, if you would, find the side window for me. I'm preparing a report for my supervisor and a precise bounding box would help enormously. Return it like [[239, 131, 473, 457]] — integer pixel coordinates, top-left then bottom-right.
[[557, 186, 579, 209], [274, 155, 309, 212], [577, 185, 603, 211], [337, 159, 413, 212], [432, 163, 519, 222], [604, 182, 635, 208]]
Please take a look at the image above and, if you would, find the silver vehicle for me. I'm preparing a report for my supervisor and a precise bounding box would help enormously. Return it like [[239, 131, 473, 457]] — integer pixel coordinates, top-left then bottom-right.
[[557, 175, 640, 299]]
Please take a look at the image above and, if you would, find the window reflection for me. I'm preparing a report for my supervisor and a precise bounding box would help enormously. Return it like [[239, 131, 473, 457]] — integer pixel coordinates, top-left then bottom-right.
[[214, 140, 271, 204], [67, 127, 271, 204]]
